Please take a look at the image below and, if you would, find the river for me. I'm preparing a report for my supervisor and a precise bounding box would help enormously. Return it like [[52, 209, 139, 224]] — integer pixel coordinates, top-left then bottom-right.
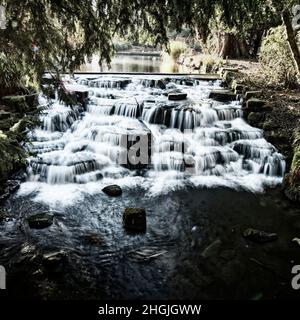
[[0, 58, 299, 300], [79, 54, 183, 73]]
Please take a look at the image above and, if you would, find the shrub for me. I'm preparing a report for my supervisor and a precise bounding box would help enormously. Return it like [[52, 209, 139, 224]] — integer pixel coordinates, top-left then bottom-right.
[[169, 41, 187, 61], [259, 26, 300, 88]]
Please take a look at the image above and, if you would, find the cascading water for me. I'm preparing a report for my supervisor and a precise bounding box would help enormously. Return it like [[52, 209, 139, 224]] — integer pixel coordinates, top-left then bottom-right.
[[20, 75, 286, 204]]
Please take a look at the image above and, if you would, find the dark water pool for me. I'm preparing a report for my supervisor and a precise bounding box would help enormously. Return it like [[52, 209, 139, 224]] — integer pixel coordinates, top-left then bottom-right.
[[1, 186, 299, 300]]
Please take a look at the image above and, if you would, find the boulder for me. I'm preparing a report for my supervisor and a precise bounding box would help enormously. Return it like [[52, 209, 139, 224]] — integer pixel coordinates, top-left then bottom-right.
[[168, 93, 188, 101], [245, 98, 267, 112], [234, 84, 245, 95], [27, 213, 54, 229], [209, 90, 237, 102], [123, 208, 146, 233], [243, 228, 278, 243], [102, 185, 122, 197], [247, 112, 265, 127]]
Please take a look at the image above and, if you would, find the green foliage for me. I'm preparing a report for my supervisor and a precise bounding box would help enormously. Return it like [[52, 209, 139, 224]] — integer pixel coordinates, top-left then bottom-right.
[[0, 52, 24, 89], [259, 26, 300, 88], [0, 0, 298, 88], [0, 134, 27, 182], [169, 41, 187, 61], [113, 41, 133, 52]]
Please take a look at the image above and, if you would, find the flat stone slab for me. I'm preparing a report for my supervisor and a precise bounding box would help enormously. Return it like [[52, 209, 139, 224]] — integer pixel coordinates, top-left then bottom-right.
[[168, 93, 188, 101], [209, 90, 237, 102]]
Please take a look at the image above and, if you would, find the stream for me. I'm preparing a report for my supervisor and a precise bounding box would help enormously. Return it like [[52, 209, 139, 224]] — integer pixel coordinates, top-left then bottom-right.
[[0, 72, 299, 300]]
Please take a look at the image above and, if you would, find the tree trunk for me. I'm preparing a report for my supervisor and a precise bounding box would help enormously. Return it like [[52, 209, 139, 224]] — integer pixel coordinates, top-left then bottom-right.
[[282, 9, 300, 75], [218, 33, 251, 59]]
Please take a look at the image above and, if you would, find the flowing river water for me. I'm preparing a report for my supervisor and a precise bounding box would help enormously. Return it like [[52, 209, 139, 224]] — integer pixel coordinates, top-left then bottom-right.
[[0, 66, 299, 299]]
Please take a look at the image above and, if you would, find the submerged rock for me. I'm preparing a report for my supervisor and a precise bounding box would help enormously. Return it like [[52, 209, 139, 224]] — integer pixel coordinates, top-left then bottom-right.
[[80, 233, 106, 246], [102, 185, 122, 197], [201, 239, 222, 258], [243, 228, 278, 243], [42, 250, 67, 269], [27, 213, 54, 229], [123, 208, 146, 233]]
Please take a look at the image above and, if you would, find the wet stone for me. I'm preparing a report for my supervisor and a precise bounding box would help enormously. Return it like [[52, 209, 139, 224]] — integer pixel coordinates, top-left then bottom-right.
[[123, 208, 146, 233], [80, 233, 106, 246], [102, 185, 122, 197], [243, 228, 278, 243], [27, 213, 54, 229], [42, 250, 67, 269], [168, 93, 188, 101], [209, 90, 237, 102]]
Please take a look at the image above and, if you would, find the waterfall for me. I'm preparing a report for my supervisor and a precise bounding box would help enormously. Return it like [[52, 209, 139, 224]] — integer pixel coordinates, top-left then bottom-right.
[[25, 75, 285, 193]]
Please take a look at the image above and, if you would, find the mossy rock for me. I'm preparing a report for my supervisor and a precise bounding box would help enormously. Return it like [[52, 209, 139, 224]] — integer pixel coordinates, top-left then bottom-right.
[[209, 90, 237, 102], [245, 91, 263, 100], [247, 112, 265, 127], [291, 148, 300, 172], [222, 70, 239, 87], [123, 208, 146, 233], [283, 173, 300, 202], [244, 98, 273, 113], [262, 120, 279, 131]]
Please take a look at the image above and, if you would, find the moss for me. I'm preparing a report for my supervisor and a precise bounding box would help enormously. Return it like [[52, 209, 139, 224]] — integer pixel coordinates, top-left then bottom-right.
[[284, 134, 300, 202], [1, 95, 29, 113], [291, 148, 300, 173]]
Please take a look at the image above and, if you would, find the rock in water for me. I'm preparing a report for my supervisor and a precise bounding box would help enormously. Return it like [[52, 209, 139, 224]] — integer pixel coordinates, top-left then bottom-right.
[[168, 93, 188, 101], [209, 90, 236, 102], [243, 228, 278, 243], [42, 250, 67, 270], [123, 208, 146, 233], [27, 213, 54, 229], [102, 185, 122, 197]]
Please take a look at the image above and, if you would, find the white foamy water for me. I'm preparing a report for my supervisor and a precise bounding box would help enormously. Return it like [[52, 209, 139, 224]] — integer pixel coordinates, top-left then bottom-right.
[[18, 75, 285, 207]]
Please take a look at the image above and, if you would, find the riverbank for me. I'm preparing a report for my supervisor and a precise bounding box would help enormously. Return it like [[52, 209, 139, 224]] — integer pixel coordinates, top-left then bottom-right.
[[0, 90, 40, 202], [220, 64, 300, 203], [176, 52, 300, 202]]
